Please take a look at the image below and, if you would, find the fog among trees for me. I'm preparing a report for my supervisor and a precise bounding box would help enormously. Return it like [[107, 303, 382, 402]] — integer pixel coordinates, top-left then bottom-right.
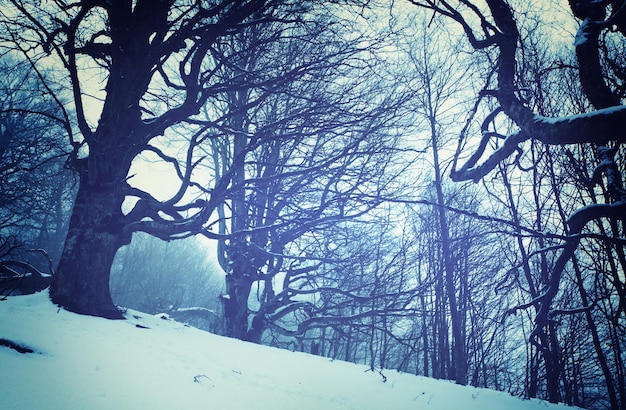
[[1, 1, 625, 408]]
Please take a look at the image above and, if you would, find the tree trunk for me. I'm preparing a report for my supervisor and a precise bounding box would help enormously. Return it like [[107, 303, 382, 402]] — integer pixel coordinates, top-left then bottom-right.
[[545, 325, 563, 404], [50, 176, 129, 319], [528, 349, 539, 399], [222, 265, 254, 340], [246, 311, 265, 344], [573, 257, 619, 409], [431, 118, 466, 385]]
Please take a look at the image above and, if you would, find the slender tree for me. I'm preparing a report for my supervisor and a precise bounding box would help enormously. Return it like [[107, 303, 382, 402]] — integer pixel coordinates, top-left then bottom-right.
[[407, 0, 626, 404]]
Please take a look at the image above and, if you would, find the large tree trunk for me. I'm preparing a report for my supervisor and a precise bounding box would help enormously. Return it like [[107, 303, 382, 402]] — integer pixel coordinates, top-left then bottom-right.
[[50, 176, 130, 319], [48, 1, 161, 319]]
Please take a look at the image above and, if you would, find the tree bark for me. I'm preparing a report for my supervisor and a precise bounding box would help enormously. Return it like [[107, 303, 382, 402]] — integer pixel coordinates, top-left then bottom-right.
[[223, 265, 254, 340], [431, 118, 467, 385], [50, 175, 130, 319]]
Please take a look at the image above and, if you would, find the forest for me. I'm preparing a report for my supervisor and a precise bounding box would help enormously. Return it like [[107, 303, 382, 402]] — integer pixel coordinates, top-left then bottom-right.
[[0, 1, 624, 409]]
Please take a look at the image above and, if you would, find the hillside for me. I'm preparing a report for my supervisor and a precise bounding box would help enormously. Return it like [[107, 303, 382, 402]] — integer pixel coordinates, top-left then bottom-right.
[[0, 291, 581, 410]]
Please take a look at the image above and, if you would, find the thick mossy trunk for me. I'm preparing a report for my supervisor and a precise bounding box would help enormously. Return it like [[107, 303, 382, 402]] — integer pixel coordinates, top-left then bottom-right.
[[50, 178, 129, 319]]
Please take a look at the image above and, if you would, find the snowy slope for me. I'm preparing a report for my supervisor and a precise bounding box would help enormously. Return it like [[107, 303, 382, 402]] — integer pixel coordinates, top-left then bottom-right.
[[0, 292, 581, 410]]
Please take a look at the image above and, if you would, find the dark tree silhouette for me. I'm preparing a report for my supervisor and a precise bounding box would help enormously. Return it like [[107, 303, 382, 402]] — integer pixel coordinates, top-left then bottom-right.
[[1, 0, 314, 318], [408, 0, 626, 404]]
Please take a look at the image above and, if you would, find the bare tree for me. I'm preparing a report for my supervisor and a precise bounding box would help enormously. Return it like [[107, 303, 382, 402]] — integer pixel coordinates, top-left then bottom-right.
[[1, 0, 351, 318], [181, 5, 414, 341], [407, 0, 626, 404], [0, 54, 74, 295]]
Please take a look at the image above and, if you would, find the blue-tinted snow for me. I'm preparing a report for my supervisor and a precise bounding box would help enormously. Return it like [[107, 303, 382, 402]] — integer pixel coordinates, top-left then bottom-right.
[[0, 291, 582, 410]]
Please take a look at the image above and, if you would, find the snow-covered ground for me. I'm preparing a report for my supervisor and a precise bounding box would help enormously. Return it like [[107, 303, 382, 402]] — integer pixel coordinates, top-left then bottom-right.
[[1, 291, 581, 410]]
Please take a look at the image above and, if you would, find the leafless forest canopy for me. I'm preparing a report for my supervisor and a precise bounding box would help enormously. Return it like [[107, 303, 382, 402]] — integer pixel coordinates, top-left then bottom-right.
[[1, 1, 625, 408]]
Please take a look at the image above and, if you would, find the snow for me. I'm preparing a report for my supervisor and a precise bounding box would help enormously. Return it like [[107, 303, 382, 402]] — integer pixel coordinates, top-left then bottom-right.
[[574, 18, 589, 46], [534, 104, 626, 125], [1, 291, 581, 410]]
